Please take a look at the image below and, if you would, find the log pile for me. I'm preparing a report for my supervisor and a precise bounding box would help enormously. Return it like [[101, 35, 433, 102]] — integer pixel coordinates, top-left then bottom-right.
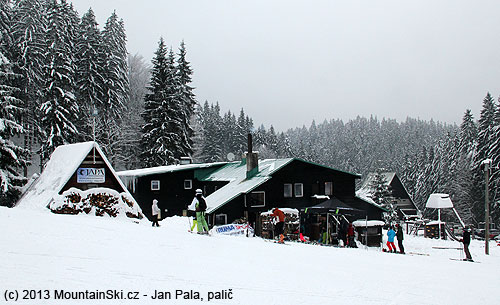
[[260, 209, 300, 240], [50, 188, 143, 219]]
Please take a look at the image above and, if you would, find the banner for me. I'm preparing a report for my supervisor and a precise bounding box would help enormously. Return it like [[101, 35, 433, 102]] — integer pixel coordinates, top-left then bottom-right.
[[77, 168, 105, 183], [210, 224, 254, 237]]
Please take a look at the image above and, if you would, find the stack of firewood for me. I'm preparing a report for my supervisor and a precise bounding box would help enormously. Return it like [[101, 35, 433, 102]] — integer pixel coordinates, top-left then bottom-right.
[[50, 189, 143, 219]]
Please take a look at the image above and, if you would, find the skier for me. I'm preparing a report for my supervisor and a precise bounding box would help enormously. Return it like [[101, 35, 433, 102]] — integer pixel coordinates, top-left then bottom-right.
[[460, 226, 473, 261], [339, 219, 348, 247], [270, 208, 285, 243], [151, 199, 160, 227], [396, 224, 405, 254], [191, 189, 209, 234], [347, 223, 357, 248], [386, 226, 396, 252]]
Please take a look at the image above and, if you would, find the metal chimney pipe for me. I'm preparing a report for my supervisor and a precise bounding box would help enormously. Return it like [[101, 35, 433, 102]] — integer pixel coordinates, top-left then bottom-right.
[[248, 133, 253, 153]]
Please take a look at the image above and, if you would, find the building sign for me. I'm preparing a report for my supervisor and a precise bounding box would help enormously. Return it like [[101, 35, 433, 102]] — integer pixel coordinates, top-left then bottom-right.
[[77, 168, 105, 183]]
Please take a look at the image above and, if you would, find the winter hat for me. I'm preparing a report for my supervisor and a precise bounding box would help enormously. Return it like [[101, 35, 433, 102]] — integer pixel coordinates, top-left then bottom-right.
[[195, 189, 203, 194], [153, 199, 158, 204]]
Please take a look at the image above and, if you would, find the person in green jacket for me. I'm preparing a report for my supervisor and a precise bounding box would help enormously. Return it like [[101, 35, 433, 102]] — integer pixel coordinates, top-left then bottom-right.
[[191, 189, 209, 234]]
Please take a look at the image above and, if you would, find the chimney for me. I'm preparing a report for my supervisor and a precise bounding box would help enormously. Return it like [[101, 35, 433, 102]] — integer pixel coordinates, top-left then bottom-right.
[[246, 133, 258, 179], [180, 157, 193, 165]]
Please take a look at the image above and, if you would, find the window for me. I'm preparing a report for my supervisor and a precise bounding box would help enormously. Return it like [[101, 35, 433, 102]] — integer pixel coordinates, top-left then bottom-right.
[[284, 184, 292, 198], [294, 183, 303, 197], [325, 182, 333, 196], [184, 179, 192, 190], [247, 191, 265, 207], [215, 214, 227, 225], [151, 180, 160, 191]]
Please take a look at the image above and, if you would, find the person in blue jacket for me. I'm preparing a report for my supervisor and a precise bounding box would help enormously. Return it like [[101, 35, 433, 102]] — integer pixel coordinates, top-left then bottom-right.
[[386, 226, 397, 253]]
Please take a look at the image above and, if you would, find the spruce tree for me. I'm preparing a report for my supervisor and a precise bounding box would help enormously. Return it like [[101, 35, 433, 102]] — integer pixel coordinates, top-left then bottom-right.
[[141, 38, 180, 166], [0, 8, 30, 206], [201, 102, 223, 162], [39, 0, 79, 162], [75, 8, 106, 140], [100, 11, 128, 162], [10, 0, 47, 160], [176, 40, 195, 157]]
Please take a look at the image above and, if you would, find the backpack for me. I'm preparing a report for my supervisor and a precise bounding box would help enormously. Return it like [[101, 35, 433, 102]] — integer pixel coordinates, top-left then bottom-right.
[[198, 196, 207, 212]]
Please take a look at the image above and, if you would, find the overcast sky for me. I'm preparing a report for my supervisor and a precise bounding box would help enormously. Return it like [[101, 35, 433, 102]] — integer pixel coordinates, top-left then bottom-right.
[[73, 0, 500, 131]]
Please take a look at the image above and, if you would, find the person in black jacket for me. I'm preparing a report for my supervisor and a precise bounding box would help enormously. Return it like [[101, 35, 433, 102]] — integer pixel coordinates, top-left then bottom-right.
[[460, 226, 473, 261], [396, 224, 405, 254]]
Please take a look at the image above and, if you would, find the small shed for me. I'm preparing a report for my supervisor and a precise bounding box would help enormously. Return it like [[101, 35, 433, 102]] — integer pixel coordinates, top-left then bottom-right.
[[424, 221, 447, 239], [352, 220, 385, 247], [16, 142, 142, 218]]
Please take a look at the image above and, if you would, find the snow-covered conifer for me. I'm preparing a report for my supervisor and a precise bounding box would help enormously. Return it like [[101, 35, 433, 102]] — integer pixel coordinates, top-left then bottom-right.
[[75, 8, 106, 140], [100, 11, 128, 162], [0, 36, 30, 206], [39, 0, 79, 162], [141, 38, 188, 166], [176, 40, 195, 156]]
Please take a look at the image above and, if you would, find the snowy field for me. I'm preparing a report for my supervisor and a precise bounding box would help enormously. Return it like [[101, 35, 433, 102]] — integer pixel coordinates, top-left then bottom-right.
[[1, 207, 499, 305]]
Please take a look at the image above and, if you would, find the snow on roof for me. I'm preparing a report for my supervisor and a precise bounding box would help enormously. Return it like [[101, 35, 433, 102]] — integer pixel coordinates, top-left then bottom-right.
[[425, 193, 454, 209], [426, 220, 447, 225], [352, 220, 385, 227], [117, 162, 227, 177], [353, 191, 385, 210], [358, 172, 395, 192], [204, 159, 294, 213], [356, 171, 397, 210], [16, 142, 139, 211]]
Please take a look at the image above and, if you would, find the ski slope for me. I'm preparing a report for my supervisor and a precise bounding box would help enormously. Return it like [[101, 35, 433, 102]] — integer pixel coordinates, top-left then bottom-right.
[[1, 207, 499, 305]]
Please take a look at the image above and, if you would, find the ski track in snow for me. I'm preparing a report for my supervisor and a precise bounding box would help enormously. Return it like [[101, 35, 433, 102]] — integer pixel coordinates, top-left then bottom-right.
[[1, 207, 499, 305]]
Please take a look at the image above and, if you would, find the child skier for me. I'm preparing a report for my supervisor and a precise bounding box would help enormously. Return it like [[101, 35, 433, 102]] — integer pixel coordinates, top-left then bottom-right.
[[386, 226, 396, 252]]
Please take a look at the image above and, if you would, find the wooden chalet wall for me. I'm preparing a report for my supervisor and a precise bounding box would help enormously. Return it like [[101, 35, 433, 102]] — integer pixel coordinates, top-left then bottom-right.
[[127, 167, 227, 220], [61, 148, 125, 194], [208, 159, 383, 228]]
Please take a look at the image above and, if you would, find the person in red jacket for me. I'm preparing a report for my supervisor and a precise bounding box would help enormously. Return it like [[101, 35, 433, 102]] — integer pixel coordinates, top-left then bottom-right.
[[270, 208, 286, 243], [347, 222, 357, 248]]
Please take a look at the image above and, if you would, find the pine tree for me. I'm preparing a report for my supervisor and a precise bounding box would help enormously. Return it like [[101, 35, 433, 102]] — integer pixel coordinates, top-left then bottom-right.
[[39, 0, 79, 162], [100, 11, 128, 162], [166, 47, 189, 160], [0, 3, 30, 206], [176, 40, 195, 157], [10, 0, 47, 162], [141, 38, 187, 166], [477, 93, 496, 162], [200, 102, 223, 162], [75, 8, 106, 140]]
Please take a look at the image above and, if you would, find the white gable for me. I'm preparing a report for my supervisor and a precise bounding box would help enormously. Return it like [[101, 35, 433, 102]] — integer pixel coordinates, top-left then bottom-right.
[[16, 142, 138, 211]]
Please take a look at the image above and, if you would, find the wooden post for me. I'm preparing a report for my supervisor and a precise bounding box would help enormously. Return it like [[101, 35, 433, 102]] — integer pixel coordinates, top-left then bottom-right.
[[485, 161, 490, 255]]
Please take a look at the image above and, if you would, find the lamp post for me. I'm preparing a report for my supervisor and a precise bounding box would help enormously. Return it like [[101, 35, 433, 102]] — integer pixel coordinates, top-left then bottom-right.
[[481, 159, 492, 255]]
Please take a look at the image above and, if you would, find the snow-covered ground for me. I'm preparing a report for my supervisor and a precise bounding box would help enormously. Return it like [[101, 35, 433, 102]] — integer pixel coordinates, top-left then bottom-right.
[[1, 207, 499, 305]]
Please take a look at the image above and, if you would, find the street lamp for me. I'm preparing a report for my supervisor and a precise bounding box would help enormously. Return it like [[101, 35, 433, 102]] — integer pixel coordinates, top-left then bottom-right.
[[481, 159, 492, 255]]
